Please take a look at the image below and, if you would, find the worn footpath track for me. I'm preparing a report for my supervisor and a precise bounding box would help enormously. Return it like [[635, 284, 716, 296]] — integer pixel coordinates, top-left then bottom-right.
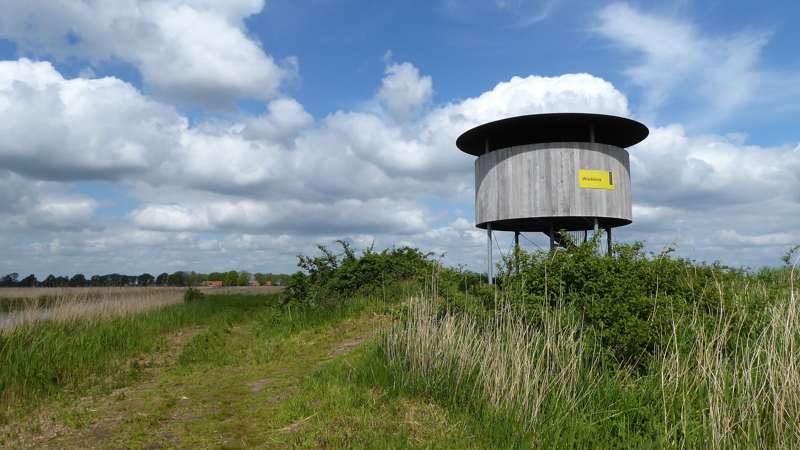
[[3, 313, 383, 449]]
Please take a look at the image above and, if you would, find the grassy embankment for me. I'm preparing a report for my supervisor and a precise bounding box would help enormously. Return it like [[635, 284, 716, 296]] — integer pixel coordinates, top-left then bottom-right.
[[2, 241, 799, 448], [367, 243, 800, 448], [2, 287, 495, 448], [1, 290, 244, 407]]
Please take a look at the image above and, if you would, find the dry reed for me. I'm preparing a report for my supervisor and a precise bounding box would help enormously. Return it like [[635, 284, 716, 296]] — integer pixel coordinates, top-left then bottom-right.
[[383, 297, 595, 431], [660, 260, 800, 448], [0, 287, 185, 332]]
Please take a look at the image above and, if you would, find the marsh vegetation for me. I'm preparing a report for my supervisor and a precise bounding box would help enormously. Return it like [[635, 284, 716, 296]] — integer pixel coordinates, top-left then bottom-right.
[[1, 241, 797, 448], [0, 287, 185, 331]]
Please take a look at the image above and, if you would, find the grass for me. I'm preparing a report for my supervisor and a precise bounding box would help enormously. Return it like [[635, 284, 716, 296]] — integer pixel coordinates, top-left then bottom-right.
[[381, 298, 594, 443], [0, 287, 185, 330], [2, 255, 798, 448], [367, 258, 800, 447], [656, 284, 800, 447], [2, 291, 485, 448], [0, 293, 277, 409]]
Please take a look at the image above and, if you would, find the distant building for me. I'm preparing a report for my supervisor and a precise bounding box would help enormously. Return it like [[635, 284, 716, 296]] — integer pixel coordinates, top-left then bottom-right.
[[202, 280, 223, 288]]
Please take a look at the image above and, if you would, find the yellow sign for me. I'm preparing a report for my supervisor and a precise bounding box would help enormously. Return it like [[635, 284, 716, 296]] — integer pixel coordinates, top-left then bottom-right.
[[579, 169, 615, 190]]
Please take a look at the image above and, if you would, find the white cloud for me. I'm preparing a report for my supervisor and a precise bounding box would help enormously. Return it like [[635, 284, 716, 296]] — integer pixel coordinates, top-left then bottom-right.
[[378, 62, 433, 121], [0, 54, 632, 200], [0, 170, 98, 231], [129, 205, 211, 232], [631, 124, 800, 210], [150, 69, 632, 203], [594, 2, 769, 123], [622, 125, 800, 266], [0, 56, 660, 274], [242, 98, 314, 143], [0, 50, 796, 273], [26, 197, 98, 230], [0, 59, 183, 181], [439, 73, 630, 122], [131, 198, 430, 235], [0, 0, 288, 107], [717, 230, 796, 247]]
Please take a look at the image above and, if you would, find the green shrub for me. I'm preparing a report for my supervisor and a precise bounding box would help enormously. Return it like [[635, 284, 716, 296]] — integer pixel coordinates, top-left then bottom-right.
[[495, 235, 776, 367], [183, 287, 204, 303], [284, 241, 440, 306]]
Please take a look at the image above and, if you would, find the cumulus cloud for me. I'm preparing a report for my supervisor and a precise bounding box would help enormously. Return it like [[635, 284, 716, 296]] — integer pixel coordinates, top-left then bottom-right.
[[0, 41, 796, 273], [131, 198, 430, 235], [631, 125, 800, 210], [241, 98, 314, 143], [168, 70, 631, 206], [26, 197, 98, 230], [0, 0, 289, 107], [378, 62, 433, 121], [0, 54, 674, 274], [5, 57, 628, 201], [0, 59, 183, 182], [129, 204, 210, 232], [438, 73, 630, 120], [0, 53, 632, 196], [0, 170, 98, 231], [621, 125, 800, 267]]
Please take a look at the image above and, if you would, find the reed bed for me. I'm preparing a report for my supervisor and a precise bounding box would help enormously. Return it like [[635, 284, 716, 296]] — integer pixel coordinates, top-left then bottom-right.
[[382, 298, 595, 433], [658, 258, 800, 448], [376, 258, 800, 446], [0, 287, 185, 332]]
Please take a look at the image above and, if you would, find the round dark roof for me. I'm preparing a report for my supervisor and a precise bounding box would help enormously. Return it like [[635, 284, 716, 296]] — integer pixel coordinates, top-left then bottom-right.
[[456, 113, 649, 156]]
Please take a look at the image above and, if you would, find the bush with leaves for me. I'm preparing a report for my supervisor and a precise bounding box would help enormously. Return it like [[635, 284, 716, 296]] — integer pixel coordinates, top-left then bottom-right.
[[494, 234, 774, 367], [284, 241, 442, 306]]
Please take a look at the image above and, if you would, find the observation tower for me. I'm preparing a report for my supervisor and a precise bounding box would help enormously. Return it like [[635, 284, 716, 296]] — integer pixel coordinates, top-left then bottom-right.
[[456, 113, 649, 283]]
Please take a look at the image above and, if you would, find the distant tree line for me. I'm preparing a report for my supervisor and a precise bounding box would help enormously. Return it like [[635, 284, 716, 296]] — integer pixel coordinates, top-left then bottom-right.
[[0, 271, 289, 288]]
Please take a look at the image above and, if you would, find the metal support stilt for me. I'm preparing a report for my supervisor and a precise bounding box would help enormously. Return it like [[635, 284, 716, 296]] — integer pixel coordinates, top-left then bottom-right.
[[593, 218, 600, 254], [606, 227, 612, 256], [514, 231, 520, 274], [487, 224, 493, 285], [549, 223, 555, 252]]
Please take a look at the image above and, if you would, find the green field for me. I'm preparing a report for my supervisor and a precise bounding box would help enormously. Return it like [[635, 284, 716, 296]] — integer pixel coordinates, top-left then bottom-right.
[[1, 242, 798, 448], [1, 292, 489, 448]]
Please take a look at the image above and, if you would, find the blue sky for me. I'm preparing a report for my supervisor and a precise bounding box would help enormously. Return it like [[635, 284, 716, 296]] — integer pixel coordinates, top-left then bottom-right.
[[0, 0, 798, 277]]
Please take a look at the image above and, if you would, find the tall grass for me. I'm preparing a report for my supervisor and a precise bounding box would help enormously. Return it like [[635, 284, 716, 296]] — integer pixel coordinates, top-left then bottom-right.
[[0, 294, 276, 408], [374, 255, 800, 446], [382, 298, 595, 438], [658, 256, 800, 447], [0, 287, 185, 332]]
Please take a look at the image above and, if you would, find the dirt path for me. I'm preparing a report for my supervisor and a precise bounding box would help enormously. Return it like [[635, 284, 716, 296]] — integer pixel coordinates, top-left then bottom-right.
[[4, 314, 385, 449]]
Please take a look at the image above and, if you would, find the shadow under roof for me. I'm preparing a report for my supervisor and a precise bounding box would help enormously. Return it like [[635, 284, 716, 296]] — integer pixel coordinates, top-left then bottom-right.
[[456, 113, 649, 156]]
